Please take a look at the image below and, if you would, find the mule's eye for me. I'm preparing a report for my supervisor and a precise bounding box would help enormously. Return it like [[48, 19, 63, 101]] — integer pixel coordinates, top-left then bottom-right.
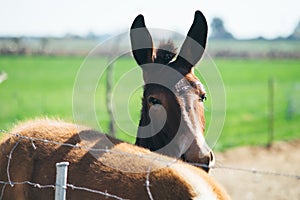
[[148, 97, 162, 105], [199, 94, 207, 102]]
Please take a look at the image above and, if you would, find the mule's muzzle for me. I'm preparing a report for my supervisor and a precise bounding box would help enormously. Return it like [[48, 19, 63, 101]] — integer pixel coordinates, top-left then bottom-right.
[[181, 151, 215, 173], [199, 151, 215, 173]]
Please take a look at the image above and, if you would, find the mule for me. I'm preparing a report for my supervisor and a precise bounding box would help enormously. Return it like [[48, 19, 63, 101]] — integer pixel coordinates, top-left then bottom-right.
[[0, 119, 230, 200], [0, 10, 230, 199], [131, 11, 214, 171]]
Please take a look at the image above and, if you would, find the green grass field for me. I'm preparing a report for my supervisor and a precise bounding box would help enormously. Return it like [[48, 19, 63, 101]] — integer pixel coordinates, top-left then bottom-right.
[[0, 55, 299, 151]]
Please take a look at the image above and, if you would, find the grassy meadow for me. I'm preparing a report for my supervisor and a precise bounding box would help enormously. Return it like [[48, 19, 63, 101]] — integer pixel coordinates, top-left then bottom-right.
[[0, 55, 299, 151]]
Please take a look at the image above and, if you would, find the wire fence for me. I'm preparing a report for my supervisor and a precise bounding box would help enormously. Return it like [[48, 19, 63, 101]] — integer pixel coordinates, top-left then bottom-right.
[[0, 132, 299, 200]]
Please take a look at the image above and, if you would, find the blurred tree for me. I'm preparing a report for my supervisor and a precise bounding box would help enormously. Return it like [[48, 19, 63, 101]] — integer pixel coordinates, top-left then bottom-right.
[[12, 37, 21, 50], [210, 17, 234, 40], [86, 31, 98, 39], [288, 21, 300, 40], [12, 37, 26, 54], [40, 37, 49, 54]]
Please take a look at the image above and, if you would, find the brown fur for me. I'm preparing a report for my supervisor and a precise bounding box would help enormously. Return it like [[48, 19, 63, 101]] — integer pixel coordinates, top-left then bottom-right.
[[0, 118, 230, 199]]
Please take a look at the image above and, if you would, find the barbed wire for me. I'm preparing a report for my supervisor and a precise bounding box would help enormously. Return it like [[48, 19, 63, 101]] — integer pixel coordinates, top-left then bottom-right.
[[3, 132, 300, 180], [190, 162, 300, 180], [187, 162, 300, 180], [0, 180, 55, 189], [0, 180, 127, 200], [0, 180, 55, 200], [1, 132, 131, 200], [145, 166, 154, 200], [6, 138, 21, 186], [0, 131, 300, 200], [5, 132, 179, 166], [67, 184, 126, 200], [213, 165, 300, 180]]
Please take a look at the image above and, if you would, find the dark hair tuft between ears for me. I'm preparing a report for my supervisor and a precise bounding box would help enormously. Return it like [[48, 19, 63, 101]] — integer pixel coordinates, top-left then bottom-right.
[[154, 40, 177, 65]]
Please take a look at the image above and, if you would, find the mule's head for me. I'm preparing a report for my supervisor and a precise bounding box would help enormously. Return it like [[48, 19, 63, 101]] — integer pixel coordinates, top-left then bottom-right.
[[130, 11, 214, 172]]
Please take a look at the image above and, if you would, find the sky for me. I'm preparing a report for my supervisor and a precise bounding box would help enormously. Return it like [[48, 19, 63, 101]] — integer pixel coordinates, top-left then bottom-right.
[[0, 0, 299, 39]]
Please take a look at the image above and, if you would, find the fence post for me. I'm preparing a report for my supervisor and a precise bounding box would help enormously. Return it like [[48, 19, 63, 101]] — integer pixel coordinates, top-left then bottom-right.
[[55, 162, 69, 200], [105, 37, 120, 137], [267, 78, 275, 148]]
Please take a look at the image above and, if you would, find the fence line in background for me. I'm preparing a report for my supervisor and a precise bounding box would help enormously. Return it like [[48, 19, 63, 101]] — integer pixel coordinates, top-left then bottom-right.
[[0, 132, 299, 200]]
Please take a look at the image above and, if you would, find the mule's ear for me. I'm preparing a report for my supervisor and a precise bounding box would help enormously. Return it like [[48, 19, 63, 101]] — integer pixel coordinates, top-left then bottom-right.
[[173, 10, 208, 72], [130, 14, 154, 65]]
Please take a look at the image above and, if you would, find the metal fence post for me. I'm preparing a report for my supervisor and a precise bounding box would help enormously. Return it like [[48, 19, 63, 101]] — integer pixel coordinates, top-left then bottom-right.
[[55, 162, 69, 200]]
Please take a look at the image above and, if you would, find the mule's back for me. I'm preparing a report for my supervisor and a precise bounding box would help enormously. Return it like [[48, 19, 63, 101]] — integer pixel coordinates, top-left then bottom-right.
[[0, 119, 230, 199]]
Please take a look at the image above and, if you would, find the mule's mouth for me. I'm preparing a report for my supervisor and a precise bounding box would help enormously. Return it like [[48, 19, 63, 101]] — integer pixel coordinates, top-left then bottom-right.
[[180, 152, 215, 173]]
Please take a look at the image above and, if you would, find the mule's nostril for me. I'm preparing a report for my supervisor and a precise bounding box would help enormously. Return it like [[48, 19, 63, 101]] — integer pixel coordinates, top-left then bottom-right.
[[209, 151, 215, 168], [210, 152, 213, 161]]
